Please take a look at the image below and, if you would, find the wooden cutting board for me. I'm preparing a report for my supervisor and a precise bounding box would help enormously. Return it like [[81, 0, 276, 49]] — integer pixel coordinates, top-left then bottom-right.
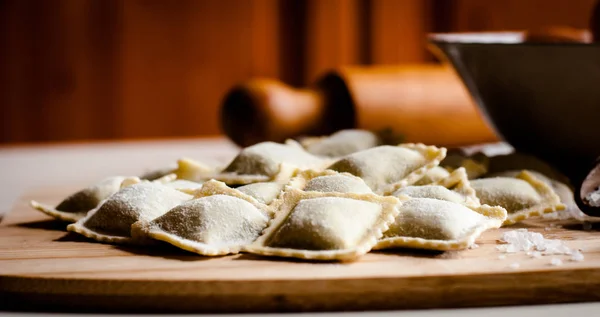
[[1, 186, 600, 313]]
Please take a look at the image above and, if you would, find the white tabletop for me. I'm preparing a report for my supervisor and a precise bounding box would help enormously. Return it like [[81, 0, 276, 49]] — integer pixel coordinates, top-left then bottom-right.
[[1, 137, 598, 316]]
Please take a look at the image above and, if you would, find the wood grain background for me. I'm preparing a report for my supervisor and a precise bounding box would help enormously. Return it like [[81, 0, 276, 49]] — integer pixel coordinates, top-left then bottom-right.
[[0, 0, 596, 144]]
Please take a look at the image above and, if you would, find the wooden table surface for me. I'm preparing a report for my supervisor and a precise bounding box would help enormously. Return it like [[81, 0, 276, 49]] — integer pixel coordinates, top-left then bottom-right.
[[1, 136, 599, 316]]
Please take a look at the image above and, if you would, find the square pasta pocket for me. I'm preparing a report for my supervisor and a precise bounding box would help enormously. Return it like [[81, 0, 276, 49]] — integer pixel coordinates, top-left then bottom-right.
[[286, 169, 374, 194], [132, 180, 273, 256], [30, 176, 128, 223], [375, 197, 507, 251], [215, 141, 331, 185], [66, 182, 193, 245], [470, 170, 565, 225], [300, 129, 382, 158], [243, 188, 400, 261], [326, 144, 446, 195], [391, 167, 480, 207]]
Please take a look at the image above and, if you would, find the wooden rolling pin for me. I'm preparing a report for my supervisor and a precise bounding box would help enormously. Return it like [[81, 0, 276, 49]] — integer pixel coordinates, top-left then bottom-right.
[[220, 65, 498, 148]]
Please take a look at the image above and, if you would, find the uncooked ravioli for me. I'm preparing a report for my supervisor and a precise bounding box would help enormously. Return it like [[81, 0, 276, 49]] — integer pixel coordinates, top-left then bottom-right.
[[244, 188, 400, 261], [67, 182, 193, 244], [30, 176, 127, 223], [237, 182, 285, 205], [413, 166, 451, 185], [469, 171, 565, 225], [218, 141, 329, 184], [286, 170, 373, 194], [393, 185, 465, 204], [132, 195, 269, 256], [393, 167, 480, 207], [375, 197, 507, 251], [487, 169, 579, 217], [327, 144, 446, 194], [301, 129, 381, 158]]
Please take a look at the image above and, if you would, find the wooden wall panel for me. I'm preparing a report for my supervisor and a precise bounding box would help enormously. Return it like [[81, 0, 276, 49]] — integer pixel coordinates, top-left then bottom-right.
[[451, 0, 597, 32], [0, 0, 121, 143], [120, 0, 281, 138], [370, 0, 430, 65], [304, 0, 365, 83], [1, 0, 597, 144]]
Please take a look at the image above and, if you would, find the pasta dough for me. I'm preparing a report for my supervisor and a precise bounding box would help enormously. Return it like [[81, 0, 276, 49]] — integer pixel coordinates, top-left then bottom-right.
[[441, 151, 488, 179], [392, 168, 479, 207], [413, 166, 451, 185], [487, 169, 583, 219], [286, 169, 373, 194], [132, 180, 271, 256], [244, 188, 400, 261], [139, 166, 177, 181], [375, 197, 507, 251], [327, 144, 446, 194], [470, 171, 565, 225], [30, 176, 127, 223], [237, 181, 285, 205], [218, 142, 329, 184], [164, 179, 204, 191], [174, 157, 215, 182], [67, 182, 193, 244], [300, 129, 381, 158]]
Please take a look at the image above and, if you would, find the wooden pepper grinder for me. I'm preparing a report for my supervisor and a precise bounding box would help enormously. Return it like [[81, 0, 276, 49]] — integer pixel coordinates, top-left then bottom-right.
[[220, 64, 498, 148]]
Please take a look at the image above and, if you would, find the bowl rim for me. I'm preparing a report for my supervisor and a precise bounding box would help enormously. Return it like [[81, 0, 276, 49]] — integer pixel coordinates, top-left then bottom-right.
[[428, 31, 600, 46]]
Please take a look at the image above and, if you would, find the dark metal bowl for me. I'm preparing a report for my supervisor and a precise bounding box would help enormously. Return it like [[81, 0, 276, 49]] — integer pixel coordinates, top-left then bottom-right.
[[428, 32, 600, 181]]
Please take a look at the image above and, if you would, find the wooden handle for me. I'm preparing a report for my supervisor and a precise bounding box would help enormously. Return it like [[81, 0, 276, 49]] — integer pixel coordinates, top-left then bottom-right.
[[220, 65, 499, 147], [316, 65, 498, 147], [220, 79, 326, 147]]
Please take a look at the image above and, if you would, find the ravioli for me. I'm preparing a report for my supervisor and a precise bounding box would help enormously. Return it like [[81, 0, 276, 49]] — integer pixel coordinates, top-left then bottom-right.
[[413, 166, 450, 185], [30, 176, 127, 223], [300, 129, 381, 158], [244, 188, 400, 261], [286, 169, 373, 194], [441, 151, 488, 179], [217, 142, 329, 185], [375, 197, 507, 251], [132, 180, 271, 256], [139, 166, 177, 181], [392, 168, 479, 207], [470, 171, 565, 225], [66, 182, 193, 244], [236, 182, 285, 205], [327, 144, 446, 194], [163, 179, 204, 192], [487, 169, 581, 219], [117, 173, 177, 189], [173, 157, 215, 182]]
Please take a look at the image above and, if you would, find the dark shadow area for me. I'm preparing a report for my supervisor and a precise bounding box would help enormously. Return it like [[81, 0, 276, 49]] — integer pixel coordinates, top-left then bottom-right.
[[53, 232, 94, 243], [562, 221, 600, 232], [112, 244, 222, 262], [373, 248, 448, 259], [13, 219, 69, 231], [233, 253, 346, 264]]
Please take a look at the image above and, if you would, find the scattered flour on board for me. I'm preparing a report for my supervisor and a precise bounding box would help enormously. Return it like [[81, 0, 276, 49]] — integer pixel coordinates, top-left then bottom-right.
[[550, 258, 563, 266], [496, 228, 584, 263]]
